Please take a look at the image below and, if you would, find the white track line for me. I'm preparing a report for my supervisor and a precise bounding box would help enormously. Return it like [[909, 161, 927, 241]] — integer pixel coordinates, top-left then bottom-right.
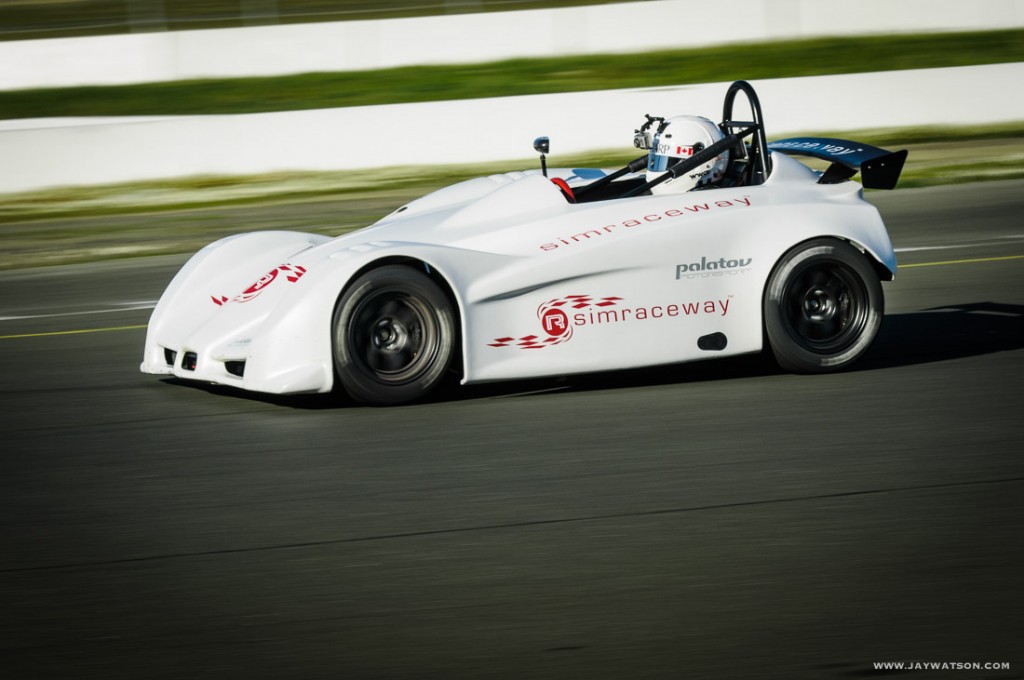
[[0, 301, 156, 322]]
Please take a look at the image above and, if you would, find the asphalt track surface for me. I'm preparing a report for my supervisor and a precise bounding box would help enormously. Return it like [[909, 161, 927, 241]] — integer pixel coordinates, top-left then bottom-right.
[[1, 180, 1022, 679]]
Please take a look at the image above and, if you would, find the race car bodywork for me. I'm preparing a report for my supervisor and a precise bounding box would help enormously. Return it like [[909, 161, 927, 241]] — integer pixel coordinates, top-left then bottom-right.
[[141, 81, 906, 405]]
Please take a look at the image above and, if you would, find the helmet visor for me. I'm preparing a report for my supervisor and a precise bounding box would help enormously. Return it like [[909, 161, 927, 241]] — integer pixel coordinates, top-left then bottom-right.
[[648, 142, 699, 173]]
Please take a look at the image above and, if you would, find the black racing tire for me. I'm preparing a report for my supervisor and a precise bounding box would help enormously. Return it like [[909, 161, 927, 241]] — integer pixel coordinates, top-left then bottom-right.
[[332, 265, 455, 405], [763, 238, 883, 373]]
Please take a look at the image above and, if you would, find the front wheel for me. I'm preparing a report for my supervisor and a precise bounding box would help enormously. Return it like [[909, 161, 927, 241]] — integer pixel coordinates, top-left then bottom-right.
[[764, 238, 883, 373], [333, 265, 456, 405]]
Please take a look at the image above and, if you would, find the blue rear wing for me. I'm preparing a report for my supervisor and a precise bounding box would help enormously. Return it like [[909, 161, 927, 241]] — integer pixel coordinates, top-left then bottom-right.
[[768, 137, 908, 190]]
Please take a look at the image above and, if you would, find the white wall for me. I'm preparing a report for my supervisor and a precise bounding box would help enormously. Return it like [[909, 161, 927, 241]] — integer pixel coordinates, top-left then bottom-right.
[[1, 0, 1023, 90], [2, 64, 1021, 194]]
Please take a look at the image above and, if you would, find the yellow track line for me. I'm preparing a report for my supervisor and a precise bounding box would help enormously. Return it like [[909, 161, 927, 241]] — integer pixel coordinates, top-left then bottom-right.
[[0, 324, 147, 340], [900, 254, 1024, 268]]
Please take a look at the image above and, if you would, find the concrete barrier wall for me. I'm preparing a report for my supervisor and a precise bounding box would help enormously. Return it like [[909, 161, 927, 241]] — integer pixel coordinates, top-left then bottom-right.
[[3, 64, 1022, 194], [2, 0, 1023, 90]]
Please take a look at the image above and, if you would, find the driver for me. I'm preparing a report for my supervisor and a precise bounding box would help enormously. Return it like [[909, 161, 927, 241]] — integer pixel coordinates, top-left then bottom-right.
[[643, 115, 730, 193]]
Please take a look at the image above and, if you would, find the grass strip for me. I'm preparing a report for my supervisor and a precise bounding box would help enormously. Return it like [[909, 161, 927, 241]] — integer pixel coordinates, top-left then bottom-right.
[[1, 122, 1022, 270], [0, 0, 644, 41], [3, 121, 1022, 222], [2, 29, 1023, 119]]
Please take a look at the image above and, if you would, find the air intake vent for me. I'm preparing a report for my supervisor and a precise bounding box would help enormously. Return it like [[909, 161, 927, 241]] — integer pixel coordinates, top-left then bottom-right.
[[182, 352, 198, 371], [225, 361, 246, 378], [163, 348, 177, 367], [697, 332, 728, 351]]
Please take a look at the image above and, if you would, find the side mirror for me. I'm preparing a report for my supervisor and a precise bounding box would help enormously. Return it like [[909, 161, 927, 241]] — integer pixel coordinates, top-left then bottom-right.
[[533, 136, 550, 176]]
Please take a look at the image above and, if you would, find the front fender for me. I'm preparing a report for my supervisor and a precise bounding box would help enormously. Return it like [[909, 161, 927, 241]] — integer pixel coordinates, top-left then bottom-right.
[[140, 230, 331, 384]]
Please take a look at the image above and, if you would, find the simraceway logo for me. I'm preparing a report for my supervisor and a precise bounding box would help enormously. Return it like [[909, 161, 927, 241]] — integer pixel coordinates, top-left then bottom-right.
[[676, 255, 753, 280], [211, 263, 307, 306], [540, 196, 753, 252], [488, 293, 732, 350]]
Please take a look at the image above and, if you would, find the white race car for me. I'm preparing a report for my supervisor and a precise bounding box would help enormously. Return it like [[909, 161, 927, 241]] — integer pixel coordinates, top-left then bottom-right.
[[141, 81, 907, 405]]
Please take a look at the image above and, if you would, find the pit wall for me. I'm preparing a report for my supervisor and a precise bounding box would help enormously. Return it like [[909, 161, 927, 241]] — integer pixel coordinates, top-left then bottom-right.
[[2, 64, 1023, 194]]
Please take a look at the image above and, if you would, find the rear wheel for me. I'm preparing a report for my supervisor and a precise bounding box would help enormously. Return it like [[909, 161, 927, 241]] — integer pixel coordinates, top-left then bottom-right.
[[333, 265, 455, 405], [764, 238, 883, 373]]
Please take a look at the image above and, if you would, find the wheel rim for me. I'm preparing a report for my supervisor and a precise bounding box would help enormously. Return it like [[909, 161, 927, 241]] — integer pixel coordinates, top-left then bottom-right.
[[781, 261, 869, 353], [349, 291, 439, 383]]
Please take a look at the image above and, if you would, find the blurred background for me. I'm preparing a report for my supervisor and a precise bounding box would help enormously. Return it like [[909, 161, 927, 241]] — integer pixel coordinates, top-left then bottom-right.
[[0, 0, 645, 38], [0, 0, 1022, 265]]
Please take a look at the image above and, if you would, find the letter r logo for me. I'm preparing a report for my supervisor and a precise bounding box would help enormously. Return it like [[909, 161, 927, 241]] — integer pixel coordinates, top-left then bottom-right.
[[542, 308, 569, 336]]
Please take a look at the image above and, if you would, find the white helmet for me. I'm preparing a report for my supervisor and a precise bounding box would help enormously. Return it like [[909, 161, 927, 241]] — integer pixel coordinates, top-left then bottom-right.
[[647, 115, 729, 194]]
